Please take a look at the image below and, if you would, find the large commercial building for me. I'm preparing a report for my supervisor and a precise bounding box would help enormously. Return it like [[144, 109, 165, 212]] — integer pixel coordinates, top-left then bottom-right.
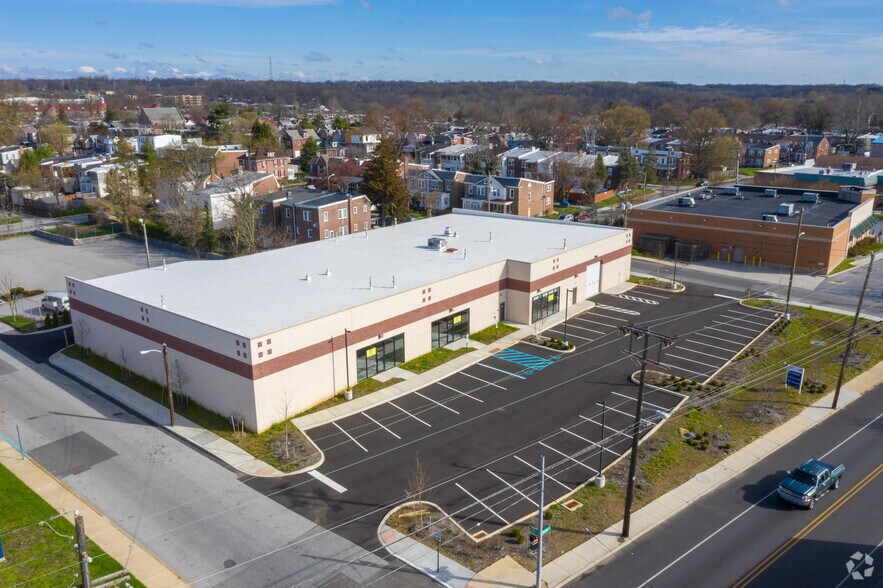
[[69, 210, 632, 431]]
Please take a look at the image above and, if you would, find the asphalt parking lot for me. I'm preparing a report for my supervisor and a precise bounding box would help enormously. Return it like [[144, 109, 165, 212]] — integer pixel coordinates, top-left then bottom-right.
[[250, 284, 780, 548]]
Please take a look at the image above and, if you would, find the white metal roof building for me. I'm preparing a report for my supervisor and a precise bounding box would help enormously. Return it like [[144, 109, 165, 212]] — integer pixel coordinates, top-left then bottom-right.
[[69, 210, 632, 431]]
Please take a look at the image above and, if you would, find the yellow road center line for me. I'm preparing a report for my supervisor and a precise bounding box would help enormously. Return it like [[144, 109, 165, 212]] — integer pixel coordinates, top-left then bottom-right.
[[733, 463, 883, 588]]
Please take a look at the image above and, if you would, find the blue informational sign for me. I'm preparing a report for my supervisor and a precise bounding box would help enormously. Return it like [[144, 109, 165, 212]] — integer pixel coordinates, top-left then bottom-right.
[[0, 536, 5, 562], [786, 365, 805, 391], [434, 531, 442, 543]]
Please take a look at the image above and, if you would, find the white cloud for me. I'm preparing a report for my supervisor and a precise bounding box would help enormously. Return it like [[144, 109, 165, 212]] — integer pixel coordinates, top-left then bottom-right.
[[113, 67, 128, 73], [77, 65, 97, 73], [605, 7, 651, 23], [357, 0, 371, 10]]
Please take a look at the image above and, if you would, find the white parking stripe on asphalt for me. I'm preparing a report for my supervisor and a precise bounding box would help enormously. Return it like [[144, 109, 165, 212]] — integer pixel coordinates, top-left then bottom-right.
[[332, 421, 368, 452], [514, 455, 573, 492], [631, 289, 669, 299], [578, 415, 633, 441], [538, 441, 598, 473], [485, 469, 539, 507], [574, 316, 620, 329], [713, 320, 761, 333], [722, 313, 772, 327], [561, 322, 605, 335], [415, 391, 460, 414], [389, 401, 432, 427], [438, 381, 484, 402], [590, 313, 629, 322], [676, 345, 731, 362], [547, 328, 594, 342], [455, 482, 511, 526], [560, 427, 596, 446], [476, 362, 526, 380], [690, 332, 742, 346], [460, 371, 507, 390], [610, 390, 674, 413], [363, 412, 401, 439], [308, 470, 348, 493], [705, 326, 753, 339], [666, 353, 721, 369]]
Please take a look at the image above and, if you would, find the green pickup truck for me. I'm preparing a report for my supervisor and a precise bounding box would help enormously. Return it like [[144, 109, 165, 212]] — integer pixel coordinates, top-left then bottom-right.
[[777, 459, 845, 510]]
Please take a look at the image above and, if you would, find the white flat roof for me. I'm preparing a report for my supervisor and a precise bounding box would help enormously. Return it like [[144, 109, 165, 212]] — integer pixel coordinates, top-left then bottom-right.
[[78, 210, 627, 338]]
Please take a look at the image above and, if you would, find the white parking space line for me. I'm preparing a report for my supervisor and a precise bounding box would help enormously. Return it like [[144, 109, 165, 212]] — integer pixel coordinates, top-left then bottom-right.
[[560, 427, 598, 447], [415, 391, 460, 414], [666, 353, 721, 369], [610, 390, 673, 413], [438, 381, 484, 402], [574, 316, 620, 329], [723, 312, 772, 327], [364, 413, 401, 439], [630, 289, 669, 299], [729, 309, 770, 318], [389, 401, 432, 427], [713, 293, 743, 301], [514, 455, 573, 492], [713, 320, 761, 334], [547, 328, 594, 342], [590, 312, 629, 322], [578, 415, 633, 442], [690, 333, 742, 353], [561, 322, 605, 335], [603, 404, 654, 425], [706, 326, 753, 339], [460, 370, 512, 390], [455, 483, 510, 526], [676, 345, 731, 362], [538, 441, 598, 473], [473, 364, 523, 382], [332, 421, 368, 452], [664, 364, 711, 378], [308, 470, 348, 493], [485, 469, 539, 507]]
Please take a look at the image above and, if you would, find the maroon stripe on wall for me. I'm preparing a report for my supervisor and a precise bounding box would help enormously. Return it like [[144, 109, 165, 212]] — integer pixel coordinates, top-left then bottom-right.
[[71, 299, 254, 379], [76, 245, 630, 381]]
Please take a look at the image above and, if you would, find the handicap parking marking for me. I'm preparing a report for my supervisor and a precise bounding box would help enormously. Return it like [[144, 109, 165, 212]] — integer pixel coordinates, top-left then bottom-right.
[[332, 421, 368, 452], [493, 348, 557, 370], [595, 303, 641, 315], [618, 294, 660, 305]]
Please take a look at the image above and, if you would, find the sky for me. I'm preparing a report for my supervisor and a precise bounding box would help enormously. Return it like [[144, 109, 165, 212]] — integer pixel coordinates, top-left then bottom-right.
[[1, 0, 882, 85]]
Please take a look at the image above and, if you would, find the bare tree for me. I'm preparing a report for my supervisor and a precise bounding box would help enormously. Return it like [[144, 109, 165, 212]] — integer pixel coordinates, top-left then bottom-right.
[[277, 390, 296, 461], [171, 358, 191, 408], [118, 346, 131, 380], [406, 453, 431, 528], [0, 272, 20, 319], [224, 176, 266, 255], [74, 318, 90, 355]]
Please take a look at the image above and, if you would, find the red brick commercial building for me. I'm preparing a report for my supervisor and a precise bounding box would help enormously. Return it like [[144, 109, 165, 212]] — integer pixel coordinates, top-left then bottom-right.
[[628, 185, 877, 274]]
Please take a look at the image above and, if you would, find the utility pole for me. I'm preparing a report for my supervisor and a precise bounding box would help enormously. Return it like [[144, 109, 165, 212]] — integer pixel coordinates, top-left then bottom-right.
[[162, 344, 175, 427], [832, 252, 874, 409], [74, 512, 92, 588], [595, 400, 606, 488], [672, 241, 680, 290], [784, 208, 805, 319], [619, 323, 676, 539], [535, 455, 545, 588], [344, 329, 353, 400]]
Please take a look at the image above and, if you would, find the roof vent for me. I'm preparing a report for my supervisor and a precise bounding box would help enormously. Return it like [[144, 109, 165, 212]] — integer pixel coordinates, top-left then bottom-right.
[[428, 237, 447, 250], [444, 226, 455, 237]]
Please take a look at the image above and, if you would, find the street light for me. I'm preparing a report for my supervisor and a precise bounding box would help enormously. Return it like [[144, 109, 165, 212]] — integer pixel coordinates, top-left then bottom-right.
[[563, 288, 576, 346], [671, 241, 680, 289], [595, 400, 606, 488], [138, 217, 151, 268], [140, 344, 174, 426], [343, 329, 353, 400]]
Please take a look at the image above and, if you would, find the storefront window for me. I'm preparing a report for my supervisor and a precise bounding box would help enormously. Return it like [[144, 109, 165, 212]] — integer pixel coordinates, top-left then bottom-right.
[[531, 287, 560, 323], [356, 334, 405, 381], [431, 310, 470, 349]]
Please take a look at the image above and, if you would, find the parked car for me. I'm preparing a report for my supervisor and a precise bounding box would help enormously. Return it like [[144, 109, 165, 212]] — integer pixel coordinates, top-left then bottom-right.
[[574, 211, 590, 221], [777, 459, 844, 509], [41, 292, 70, 312], [695, 180, 709, 187], [558, 213, 575, 222]]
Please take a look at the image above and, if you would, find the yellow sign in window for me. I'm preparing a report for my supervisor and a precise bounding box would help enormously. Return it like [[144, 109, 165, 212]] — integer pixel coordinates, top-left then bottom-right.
[[547, 293, 555, 301], [453, 315, 462, 324], [366, 347, 376, 358]]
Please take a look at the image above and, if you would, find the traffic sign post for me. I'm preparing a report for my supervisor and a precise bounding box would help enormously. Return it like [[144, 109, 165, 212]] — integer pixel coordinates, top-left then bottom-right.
[[1, 536, 6, 563], [434, 531, 442, 573], [786, 365, 804, 393]]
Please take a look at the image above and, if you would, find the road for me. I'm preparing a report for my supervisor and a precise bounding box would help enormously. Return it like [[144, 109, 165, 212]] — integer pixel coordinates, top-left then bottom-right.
[[0, 331, 433, 588], [569, 381, 883, 588], [0, 213, 90, 236]]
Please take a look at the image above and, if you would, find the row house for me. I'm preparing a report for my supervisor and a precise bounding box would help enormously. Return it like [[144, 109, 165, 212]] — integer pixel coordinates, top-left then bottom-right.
[[282, 128, 320, 158], [307, 155, 369, 191], [258, 188, 373, 243], [406, 167, 458, 213], [432, 144, 486, 172], [742, 142, 781, 168], [345, 129, 381, 158], [239, 147, 289, 180], [779, 134, 831, 164], [186, 171, 279, 228], [498, 147, 559, 179], [630, 148, 691, 180], [455, 174, 555, 217], [0, 145, 23, 173]]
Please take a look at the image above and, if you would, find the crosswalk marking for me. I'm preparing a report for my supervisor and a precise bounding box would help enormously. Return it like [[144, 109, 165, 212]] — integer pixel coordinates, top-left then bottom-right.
[[618, 294, 659, 305], [493, 348, 556, 370], [595, 303, 640, 315]]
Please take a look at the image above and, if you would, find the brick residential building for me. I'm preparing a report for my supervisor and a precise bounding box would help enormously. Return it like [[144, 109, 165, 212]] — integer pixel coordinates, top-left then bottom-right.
[[239, 147, 289, 180]]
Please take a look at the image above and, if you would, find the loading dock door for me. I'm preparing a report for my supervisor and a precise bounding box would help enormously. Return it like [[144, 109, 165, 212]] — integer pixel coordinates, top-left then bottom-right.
[[585, 262, 601, 298]]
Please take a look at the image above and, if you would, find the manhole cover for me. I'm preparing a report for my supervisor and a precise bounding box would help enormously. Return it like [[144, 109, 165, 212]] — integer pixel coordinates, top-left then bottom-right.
[[223, 559, 236, 569]]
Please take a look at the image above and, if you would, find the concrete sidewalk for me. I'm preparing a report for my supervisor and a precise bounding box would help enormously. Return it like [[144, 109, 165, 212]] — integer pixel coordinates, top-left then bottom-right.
[[0, 438, 187, 588], [49, 351, 286, 477]]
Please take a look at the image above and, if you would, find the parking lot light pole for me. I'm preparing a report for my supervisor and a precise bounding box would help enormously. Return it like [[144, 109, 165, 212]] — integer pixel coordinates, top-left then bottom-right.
[[138, 217, 151, 268], [619, 323, 676, 538], [563, 288, 575, 346], [535, 454, 545, 588], [344, 329, 353, 400], [140, 344, 174, 426], [671, 241, 680, 289]]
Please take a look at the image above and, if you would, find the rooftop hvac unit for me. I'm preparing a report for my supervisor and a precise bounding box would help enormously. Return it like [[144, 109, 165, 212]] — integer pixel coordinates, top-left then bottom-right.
[[801, 192, 819, 203], [444, 226, 455, 237], [428, 237, 447, 250], [778, 203, 795, 216]]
